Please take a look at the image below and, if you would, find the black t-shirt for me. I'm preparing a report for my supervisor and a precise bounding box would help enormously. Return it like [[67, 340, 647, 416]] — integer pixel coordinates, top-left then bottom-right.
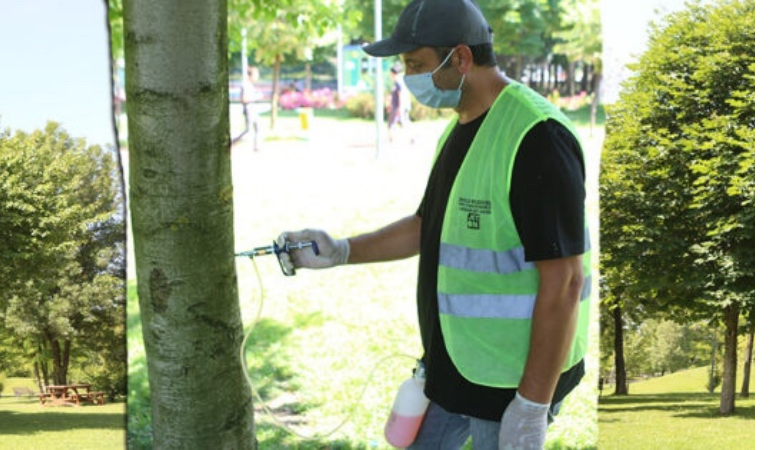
[[416, 113, 586, 421]]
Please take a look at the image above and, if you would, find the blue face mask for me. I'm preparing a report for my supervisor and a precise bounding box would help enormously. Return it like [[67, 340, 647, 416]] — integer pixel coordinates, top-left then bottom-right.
[[404, 49, 465, 109]]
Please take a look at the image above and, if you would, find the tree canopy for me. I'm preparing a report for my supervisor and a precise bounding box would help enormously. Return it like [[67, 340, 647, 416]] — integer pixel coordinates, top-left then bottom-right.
[[0, 122, 125, 393], [600, 0, 754, 320]]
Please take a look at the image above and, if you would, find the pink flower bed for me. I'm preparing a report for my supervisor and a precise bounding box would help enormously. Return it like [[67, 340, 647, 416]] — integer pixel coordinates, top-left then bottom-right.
[[279, 87, 350, 110]]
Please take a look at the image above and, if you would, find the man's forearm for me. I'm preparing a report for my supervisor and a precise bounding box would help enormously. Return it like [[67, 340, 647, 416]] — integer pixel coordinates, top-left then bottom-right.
[[347, 214, 421, 264], [517, 255, 584, 404]]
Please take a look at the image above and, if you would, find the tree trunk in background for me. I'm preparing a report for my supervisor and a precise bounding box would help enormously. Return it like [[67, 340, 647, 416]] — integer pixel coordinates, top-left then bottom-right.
[[740, 331, 753, 397], [36, 341, 51, 388], [613, 305, 628, 395], [567, 61, 575, 97], [124, 0, 257, 447], [590, 72, 602, 136], [34, 362, 44, 392], [581, 64, 590, 93], [516, 55, 525, 83], [49, 336, 69, 385], [720, 302, 739, 415], [305, 62, 312, 94]]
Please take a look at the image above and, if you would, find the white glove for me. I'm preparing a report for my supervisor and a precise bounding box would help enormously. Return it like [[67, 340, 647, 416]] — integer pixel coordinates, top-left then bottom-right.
[[277, 229, 350, 274], [499, 393, 549, 450]]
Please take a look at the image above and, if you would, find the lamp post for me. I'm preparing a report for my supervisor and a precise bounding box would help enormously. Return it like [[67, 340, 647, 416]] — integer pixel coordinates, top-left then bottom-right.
[[241, 28, 248, 85], [374, 0, 384, 158]]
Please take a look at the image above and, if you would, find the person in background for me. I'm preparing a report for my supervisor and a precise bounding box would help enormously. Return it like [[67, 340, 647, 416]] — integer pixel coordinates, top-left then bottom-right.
[[241, 66, 260, 151], [388, 63, 413, 144], [278, 0, 592, 448]]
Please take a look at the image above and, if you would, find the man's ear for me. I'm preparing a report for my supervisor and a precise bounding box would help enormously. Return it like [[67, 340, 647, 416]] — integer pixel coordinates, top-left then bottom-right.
[[454, 45, 474, 74]]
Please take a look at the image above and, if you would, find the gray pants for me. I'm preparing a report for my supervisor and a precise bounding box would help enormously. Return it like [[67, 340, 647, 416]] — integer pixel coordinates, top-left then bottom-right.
[[407, 400, 562, 449], [407, 402, 501, 450]]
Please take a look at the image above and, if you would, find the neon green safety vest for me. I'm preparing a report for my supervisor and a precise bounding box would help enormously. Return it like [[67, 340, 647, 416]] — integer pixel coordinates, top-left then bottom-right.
[[435, 81, 591, 388]]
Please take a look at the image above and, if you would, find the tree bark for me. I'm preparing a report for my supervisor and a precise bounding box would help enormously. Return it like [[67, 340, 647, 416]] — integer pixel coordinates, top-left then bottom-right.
[[124, 0, 257, 447], [613, 304, 628, 395], [740, 331, 754, 397], [720, 302, 739, 415]]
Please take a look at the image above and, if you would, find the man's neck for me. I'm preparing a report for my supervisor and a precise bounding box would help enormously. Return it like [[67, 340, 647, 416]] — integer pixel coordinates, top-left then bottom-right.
[[456, 68, 510, 124]]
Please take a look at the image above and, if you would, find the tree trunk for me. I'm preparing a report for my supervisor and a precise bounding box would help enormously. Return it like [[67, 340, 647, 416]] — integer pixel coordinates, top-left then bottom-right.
[[34, 362, 43, 392], [271, 55, 281, 130], [50, 336, 66, 385], [708, 325, 718, 394], [613, 304, 628, 395], [62, 340, 70, 383], [304, 61, 312, 94], [516, 55, 525, 83], [36, 341, 51, 388], [740, 331, 754, 397], [568, 61, 575, 97], [581, 63, 590, 93], [720, 302, 739, 415], [590, 72, 602, 137], [124, 0, 257, 448]]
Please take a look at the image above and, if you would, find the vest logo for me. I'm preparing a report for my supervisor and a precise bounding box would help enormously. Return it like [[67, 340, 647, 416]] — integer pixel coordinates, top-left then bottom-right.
[[459, 197, 491, 230], [467, 212, 481, 230]]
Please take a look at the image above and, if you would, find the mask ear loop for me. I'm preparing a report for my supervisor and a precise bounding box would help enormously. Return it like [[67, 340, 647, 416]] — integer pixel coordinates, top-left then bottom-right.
[[431, 48, 456, 75], [433, 48, 466, 92]]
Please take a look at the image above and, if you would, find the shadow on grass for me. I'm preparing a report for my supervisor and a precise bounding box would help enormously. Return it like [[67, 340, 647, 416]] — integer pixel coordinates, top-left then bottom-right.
[[245, 313, 369, 449], [599, 393, 755, 421], [0, 409, 125, 435]]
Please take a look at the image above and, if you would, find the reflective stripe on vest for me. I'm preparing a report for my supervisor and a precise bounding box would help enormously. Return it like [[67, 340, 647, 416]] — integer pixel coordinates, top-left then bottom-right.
[[439, 275, 592, 319]]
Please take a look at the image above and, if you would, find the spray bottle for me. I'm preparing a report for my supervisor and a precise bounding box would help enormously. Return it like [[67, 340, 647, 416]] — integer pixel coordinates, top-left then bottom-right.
[[384, 360, 430, 448]]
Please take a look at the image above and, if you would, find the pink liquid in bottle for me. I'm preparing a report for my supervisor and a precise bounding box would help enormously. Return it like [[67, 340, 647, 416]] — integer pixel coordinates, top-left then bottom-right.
[[384, 362, 430, 448], [385, 411, 425, 448]]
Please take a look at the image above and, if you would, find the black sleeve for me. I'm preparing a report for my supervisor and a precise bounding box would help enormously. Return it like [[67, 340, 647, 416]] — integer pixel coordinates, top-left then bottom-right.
[[510, 119, 586, 262]]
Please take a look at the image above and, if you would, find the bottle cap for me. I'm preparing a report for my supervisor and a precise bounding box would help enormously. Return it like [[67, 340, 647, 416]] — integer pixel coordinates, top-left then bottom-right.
[[413, 360, 426, 380]]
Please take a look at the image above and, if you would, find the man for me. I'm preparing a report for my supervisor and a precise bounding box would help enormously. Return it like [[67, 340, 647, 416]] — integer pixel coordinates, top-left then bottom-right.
[[278, 0, 591, 448], [241, 66, 260, 151], [387, 63, 412, 144]]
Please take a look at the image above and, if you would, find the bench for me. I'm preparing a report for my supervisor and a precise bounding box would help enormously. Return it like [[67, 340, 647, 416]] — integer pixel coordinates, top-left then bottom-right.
[[85, 391, 105, 405], [38, 392, 53, 405], [12, 387, 36, 397]]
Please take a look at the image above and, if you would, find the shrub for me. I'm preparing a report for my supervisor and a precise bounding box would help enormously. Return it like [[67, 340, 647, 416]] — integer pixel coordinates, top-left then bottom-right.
[[344, 92, 376, 119], [408, 97, 454, 121]]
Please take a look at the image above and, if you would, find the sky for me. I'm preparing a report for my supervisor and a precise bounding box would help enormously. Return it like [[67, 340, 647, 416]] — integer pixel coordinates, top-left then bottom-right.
[[0, 1, 115, 147], [600, 0, 688, 103]]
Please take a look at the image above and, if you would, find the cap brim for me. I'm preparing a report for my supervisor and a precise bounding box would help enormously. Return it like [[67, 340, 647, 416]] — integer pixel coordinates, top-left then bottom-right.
[[363, 38, 419, 57]]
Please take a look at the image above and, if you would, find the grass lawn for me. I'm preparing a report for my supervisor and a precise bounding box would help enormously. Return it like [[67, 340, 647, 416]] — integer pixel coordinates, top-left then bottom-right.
[[125, 111, 603, 449], [599, 366, 755, 449], [0, 380, 126, 450]]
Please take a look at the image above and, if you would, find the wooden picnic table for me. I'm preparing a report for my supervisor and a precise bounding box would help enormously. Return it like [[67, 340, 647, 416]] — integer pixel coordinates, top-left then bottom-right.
[[39, 384, 105, 407]]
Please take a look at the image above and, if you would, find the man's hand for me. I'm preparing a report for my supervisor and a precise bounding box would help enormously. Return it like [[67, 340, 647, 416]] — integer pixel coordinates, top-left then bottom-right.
[[277, 229, 349, 274], [499, 393, 549, 450]]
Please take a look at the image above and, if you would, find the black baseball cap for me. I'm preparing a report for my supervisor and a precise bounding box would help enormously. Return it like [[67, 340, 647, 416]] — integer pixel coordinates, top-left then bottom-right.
[[363, 0, 492, 57]]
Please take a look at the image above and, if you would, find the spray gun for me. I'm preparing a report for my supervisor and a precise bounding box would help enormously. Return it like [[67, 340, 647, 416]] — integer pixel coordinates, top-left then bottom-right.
[[236, 240, 319, 276]]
